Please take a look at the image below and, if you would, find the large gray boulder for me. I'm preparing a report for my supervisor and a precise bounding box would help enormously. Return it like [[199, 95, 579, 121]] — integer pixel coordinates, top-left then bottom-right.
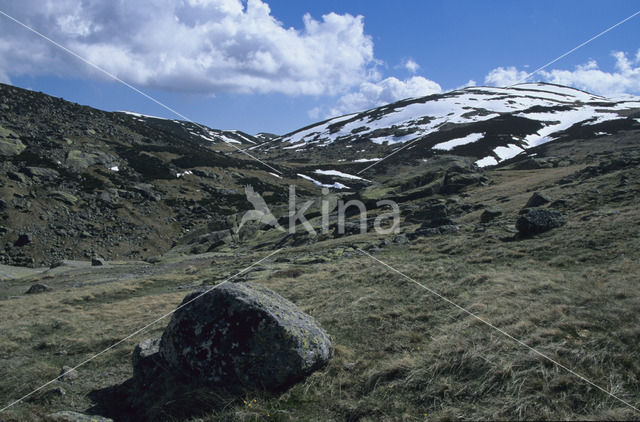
[[45, 411, 113, 422], [516, 209, 566, 236], [159, 282, 333, 392]]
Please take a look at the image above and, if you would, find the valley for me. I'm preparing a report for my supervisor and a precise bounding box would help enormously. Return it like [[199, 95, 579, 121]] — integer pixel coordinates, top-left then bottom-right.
[[1, 82, 640, 421]]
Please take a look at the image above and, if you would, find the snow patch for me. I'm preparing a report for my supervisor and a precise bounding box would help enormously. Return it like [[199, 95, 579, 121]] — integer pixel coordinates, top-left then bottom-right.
[[109, 166, 119, 172], [119, 111, 167, 120], [494, 144, 524, 161], [475, 156, 498, 167], [353, 158, 381, 162], [231, 131, 256, 144], [283, 142, 306, 150], [297, 174, 349, 189], [176, 170, 193, 178], [433, 133, 484, 151], [314, 169, 366, 180]]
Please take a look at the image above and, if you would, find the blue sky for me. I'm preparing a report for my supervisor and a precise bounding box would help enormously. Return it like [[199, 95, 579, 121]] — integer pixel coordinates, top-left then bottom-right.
[[1, 1, 639, 135]]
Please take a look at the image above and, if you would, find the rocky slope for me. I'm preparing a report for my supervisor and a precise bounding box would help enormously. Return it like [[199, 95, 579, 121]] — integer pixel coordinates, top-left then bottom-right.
[[0, 83, 297, 266]]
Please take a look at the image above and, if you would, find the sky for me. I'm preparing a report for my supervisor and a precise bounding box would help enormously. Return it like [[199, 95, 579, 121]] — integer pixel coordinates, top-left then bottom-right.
[[0, 1, 639, 135]]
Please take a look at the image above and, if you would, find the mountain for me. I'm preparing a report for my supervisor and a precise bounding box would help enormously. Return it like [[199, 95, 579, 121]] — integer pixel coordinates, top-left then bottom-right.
[[257, 83, 640, 187]]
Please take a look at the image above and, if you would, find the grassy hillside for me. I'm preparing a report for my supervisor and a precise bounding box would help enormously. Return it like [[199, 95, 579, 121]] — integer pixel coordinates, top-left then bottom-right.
[[1, 138, 640, 421]]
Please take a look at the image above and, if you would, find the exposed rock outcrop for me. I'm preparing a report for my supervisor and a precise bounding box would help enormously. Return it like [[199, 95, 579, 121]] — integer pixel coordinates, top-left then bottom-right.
[[517, 209, 566, 236]]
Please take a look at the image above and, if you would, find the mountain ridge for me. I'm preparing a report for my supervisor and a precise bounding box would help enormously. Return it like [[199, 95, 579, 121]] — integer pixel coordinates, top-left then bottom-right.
[[265, 82, 640, 168]]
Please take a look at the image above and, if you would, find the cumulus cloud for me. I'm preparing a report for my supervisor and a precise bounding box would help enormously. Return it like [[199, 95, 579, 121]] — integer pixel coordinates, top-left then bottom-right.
[[540, 51, 640, 95], [484, 66, 530, 87], [404, 59, 420, 74], [328, 75, 442, 116], [0, 0, 375, 95], [485, 50, 640, 96], [456, 79, 476, 90]]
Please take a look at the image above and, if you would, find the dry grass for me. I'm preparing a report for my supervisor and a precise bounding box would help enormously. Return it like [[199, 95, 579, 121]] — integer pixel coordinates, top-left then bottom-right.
[[1, 152, 640, 421], [0, 279, 185, 421]]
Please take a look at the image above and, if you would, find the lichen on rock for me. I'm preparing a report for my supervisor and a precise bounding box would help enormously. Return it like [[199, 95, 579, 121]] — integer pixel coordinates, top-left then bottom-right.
[[158, 282, 333, 392]]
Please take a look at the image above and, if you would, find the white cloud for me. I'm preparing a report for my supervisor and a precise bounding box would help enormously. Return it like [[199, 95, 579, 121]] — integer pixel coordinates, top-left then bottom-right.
[[0, 0, 375, 95], [329, 75, 442, 116], [307, 107, 321, 120], [485, 50, 640, 96], [404, 59, 420, 74], [456, 79, 476, 90], [484, 66, 529, 87], [539, 51, 640, 95]]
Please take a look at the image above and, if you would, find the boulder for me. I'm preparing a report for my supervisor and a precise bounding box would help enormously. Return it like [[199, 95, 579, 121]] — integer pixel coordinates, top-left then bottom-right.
[[407, 201, 453, 227], [0, 137, 25, 156], [7, 171, 28, 184], [49, 191, 79, 206], [26, 283, 51, 294], [66, 150, 117, 171], [393, 233, 409, 244], [516, 209, 566, 236], [131, 183, 161, 202], [480, 208, 502, 223], [14, 233, 32, 247], [525, 192, 550, 208], [45, 411, 113, 422], [191, 229, 232, 246], [132, 337, 164, 384], [91, 257, 106, 266], [440, 166, 486, 194], [159, 282, 333, 392], [411, 224, 459, 238], [59, 365, 78, 381], [23, 167, 60, 181]]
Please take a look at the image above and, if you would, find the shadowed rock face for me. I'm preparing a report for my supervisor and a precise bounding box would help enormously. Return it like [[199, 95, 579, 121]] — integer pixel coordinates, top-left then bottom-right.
[[159, 282, 333, 392]]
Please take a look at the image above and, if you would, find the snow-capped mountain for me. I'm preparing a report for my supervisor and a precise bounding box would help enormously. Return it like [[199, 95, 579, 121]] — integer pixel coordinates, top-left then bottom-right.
[[273, 83, 640, 168]]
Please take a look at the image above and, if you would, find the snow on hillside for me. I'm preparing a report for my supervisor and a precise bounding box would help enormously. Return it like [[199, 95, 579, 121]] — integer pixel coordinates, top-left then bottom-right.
[[314, 169, 368, 180], [433, 133, 485, 151], [277, 83, 640, 166], [119, 111, 171, 120], [297, 174, 349, 189]]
